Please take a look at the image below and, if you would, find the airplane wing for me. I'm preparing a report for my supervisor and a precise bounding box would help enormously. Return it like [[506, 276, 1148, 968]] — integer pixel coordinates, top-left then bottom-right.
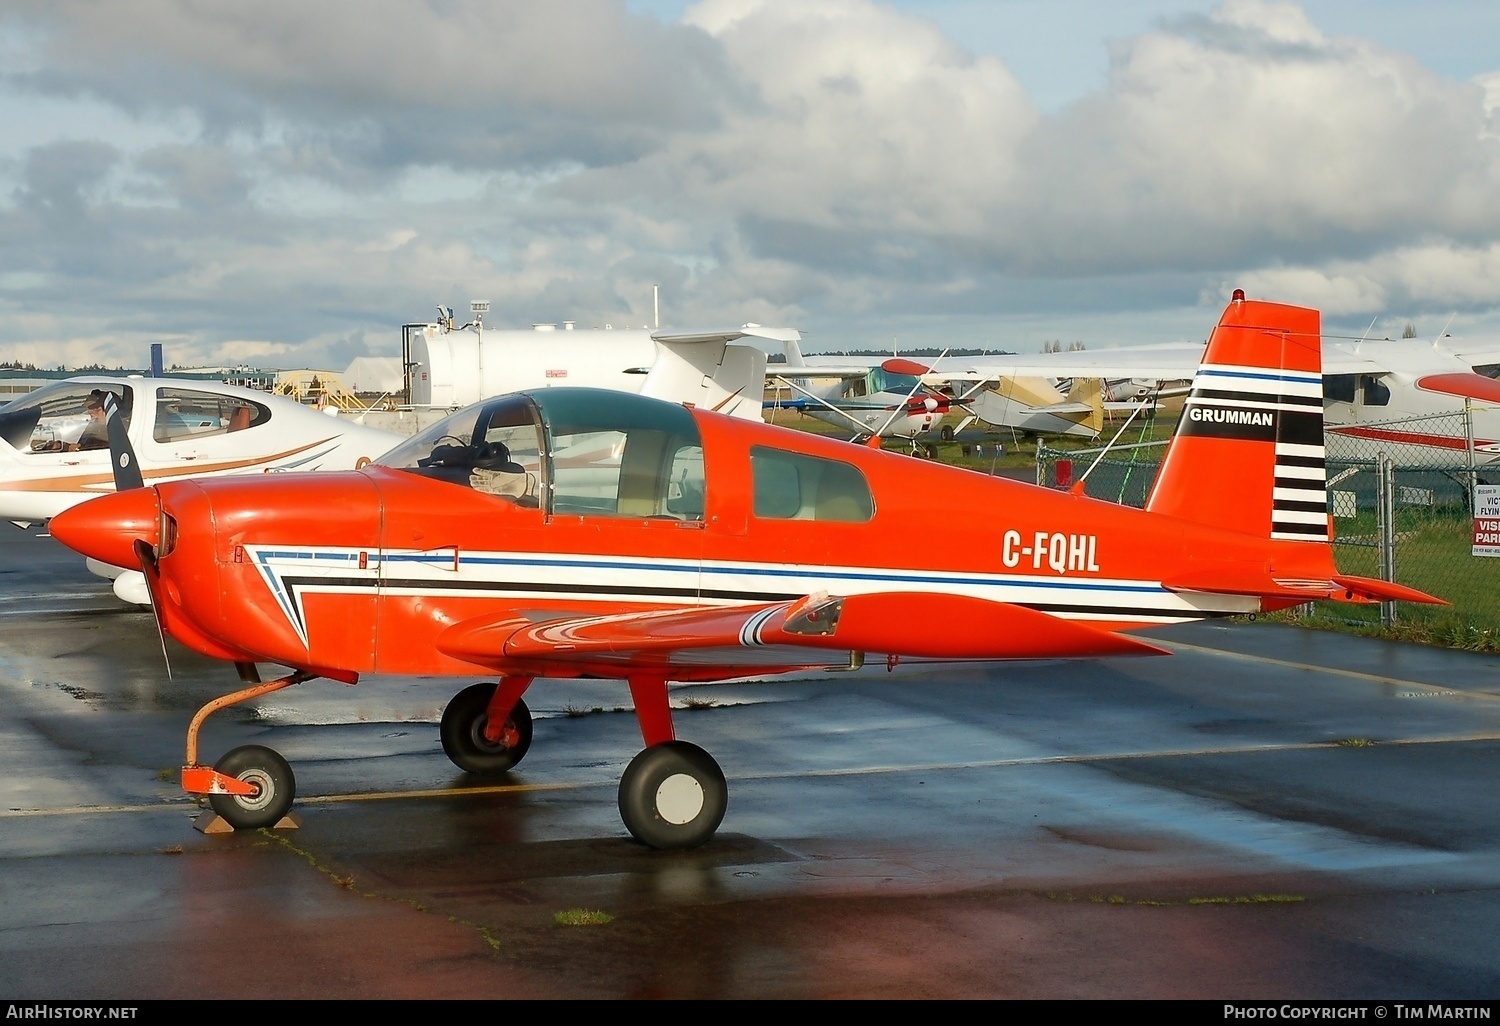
[[896, 343, 1207, 384], [1320, 343, 1398, 377], [435, 591, 1170, 671], [1452, 343, 1500, 368], [779, 337, 1500, 388], [771, 358, 888, 380], [654, 326, 804, 346]]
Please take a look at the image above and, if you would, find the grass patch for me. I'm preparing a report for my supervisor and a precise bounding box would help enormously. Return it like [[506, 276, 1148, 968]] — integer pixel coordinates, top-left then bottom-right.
[[1335, 737, 1375, 748], [678, 695, 719, 710], [554, 908, 614, 927]]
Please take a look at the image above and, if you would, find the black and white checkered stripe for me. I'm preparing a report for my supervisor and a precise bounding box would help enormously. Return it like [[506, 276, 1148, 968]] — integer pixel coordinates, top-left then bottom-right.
[[1179, 363, 1327, 541], [1272, 440, 1328, 541]]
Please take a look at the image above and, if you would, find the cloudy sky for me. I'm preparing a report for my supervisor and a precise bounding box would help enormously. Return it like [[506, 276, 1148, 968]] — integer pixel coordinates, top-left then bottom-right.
[[2, 0, 1498, 371]]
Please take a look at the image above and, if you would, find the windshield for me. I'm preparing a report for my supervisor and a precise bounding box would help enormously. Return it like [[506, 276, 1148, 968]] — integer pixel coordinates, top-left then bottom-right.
[[0, 381, 133, 452], [375, 395, 545, 505]]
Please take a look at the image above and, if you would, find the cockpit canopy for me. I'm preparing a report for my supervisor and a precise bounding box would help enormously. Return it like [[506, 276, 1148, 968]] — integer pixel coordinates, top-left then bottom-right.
[[375, 389, 706, 519], [0, 382, 133, 452]]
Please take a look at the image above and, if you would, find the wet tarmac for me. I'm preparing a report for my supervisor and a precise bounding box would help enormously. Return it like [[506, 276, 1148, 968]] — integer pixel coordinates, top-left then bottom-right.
[[2, 526, 1499, 999]]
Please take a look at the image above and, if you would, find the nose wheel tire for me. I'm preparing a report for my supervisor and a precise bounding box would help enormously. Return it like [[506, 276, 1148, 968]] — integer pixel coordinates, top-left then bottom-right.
[[208, 744, 296, 830], [618, 741, 727, 850], [440, 683, 533, 774]]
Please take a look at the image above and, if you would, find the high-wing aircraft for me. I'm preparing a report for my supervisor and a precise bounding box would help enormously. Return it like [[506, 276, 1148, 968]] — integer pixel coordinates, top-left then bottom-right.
[[0, 375, 403, 602], [784, 346, 1163, 441], [765, 341, 986, 445], [765, 356, 971, 444], [49, 293, 1442, 849], [910, 335, 1500, 463]]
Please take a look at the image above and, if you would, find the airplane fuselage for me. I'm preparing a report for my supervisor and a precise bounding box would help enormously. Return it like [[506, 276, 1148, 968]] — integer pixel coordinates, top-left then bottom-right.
[[0, 376, 401, 525], [109, 395, 1335, 682]]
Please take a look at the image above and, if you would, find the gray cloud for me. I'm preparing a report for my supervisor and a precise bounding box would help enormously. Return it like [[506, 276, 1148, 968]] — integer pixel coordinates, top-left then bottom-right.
[[1, 0, 1499, 369]]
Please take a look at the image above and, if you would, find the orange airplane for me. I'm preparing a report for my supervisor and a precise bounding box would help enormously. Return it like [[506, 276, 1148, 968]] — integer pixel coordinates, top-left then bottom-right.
[[49, 292, 1441, 849]]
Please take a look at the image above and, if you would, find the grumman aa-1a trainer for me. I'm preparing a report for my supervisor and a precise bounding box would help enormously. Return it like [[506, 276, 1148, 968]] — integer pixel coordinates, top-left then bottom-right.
[[50, 293, 1443, 849]]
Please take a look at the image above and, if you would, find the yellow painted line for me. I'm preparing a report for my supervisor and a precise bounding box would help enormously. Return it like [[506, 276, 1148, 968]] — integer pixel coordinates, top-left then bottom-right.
[[9, 733, 1500, 820], [0, 780, 602, 819], [734, 732, 1500, 781], [297, 780, 581, 805], [1154, 638, 1499, 699]]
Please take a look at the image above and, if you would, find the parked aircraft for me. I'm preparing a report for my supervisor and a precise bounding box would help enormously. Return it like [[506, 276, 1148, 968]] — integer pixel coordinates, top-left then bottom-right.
[[49, 293, 1441, 849], [765, 348, 977, 445], [787, 346, 1163, 441], [0, 376, 403, 602], [1319, 337, 1500, 463], [911, 335, 1500, 463]]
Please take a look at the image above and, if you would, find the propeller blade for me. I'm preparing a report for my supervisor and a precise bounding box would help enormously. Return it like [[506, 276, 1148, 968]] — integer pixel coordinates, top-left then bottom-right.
[[133, 538, 173, 680], [101, 391, 144, 491]]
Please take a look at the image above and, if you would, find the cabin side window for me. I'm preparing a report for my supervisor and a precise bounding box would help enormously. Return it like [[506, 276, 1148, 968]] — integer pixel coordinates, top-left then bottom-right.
[[1323, 374, 1357, 404], [750, 447, 873, 523], [549, 428, 705, 519], [154, 387, 270, 442], [535, 389, 705, 520], [1360, 375, 1391, 407]]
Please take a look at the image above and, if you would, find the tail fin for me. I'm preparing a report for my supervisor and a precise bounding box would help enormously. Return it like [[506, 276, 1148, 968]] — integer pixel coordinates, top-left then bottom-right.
[[1063, 376, 1104, 435], [1145, 291, 1326, 542], [782, 337, 807, 369]]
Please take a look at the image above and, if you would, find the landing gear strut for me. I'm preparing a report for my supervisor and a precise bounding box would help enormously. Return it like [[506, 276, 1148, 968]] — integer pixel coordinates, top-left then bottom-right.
[[616, 674, 728, 849], [440, 679, 534, 773], [180, 667, 322, 830], [618, 741, 728, 850]]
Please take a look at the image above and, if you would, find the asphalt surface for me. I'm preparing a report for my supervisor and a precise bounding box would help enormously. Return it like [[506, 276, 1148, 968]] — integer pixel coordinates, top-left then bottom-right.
[[2, 526, 1499, 999]]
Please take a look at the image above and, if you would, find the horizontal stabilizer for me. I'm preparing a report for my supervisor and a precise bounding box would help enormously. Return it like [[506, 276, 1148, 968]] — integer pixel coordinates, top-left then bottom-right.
[[435, 592, 1169, 670], [1330, 574, 1448, 606], [1163, 567, 1445, 605]]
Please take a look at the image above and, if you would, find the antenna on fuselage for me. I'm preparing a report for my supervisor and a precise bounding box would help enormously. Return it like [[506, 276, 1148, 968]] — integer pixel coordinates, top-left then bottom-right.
[[1433, 313, 1456, 346]]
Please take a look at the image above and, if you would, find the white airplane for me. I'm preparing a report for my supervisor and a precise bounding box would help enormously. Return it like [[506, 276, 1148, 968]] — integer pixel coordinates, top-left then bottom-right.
[[765, 345, 978, 446], [780, 345, 1163, 443], [1319, 337, 1500, 463], [0, 375, 404, 602], [912, 333, 1500, 465], [397, 312, 788, 428]]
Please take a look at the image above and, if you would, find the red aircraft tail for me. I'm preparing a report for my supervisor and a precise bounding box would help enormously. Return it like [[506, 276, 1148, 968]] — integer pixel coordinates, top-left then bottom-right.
[[1145, 291, 1327, 543]]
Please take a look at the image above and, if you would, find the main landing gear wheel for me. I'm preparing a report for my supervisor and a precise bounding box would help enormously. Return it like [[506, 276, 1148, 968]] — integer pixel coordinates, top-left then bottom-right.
[[618, 741, 728, 850], [940, 424, 955, 441], [208, 744, 296, 830], [440, 683, 533, 774]]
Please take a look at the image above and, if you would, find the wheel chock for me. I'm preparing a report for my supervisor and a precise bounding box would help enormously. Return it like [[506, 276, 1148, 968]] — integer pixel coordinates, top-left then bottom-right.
[[192, 809, 302, 834], [191, 811, 235, 835]]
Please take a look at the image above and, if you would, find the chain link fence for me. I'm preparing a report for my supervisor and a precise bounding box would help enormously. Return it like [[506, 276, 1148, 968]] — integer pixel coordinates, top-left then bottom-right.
[[1037, 410, 1500, 645]]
